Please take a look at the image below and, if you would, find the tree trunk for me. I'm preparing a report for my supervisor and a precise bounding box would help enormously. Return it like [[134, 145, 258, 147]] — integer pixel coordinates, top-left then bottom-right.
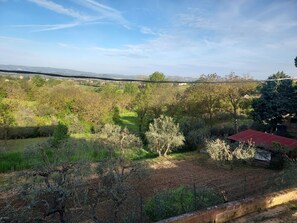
[[233, 106, 238, 133], [164, 144, 171, 156]]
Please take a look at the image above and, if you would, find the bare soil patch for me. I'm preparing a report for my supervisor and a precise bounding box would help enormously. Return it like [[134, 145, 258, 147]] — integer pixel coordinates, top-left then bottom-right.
[[141, 154, 280, 201]]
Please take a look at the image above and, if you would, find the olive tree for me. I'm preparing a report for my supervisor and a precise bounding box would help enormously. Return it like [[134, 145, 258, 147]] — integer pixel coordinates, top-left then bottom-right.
[[90, 155, 148, 222], [206, 139, 233, 162], [6, 141, 90, 223], [206, 139, 255, 163], [146, 116, 184, 156], [99, 124, 142, 155]]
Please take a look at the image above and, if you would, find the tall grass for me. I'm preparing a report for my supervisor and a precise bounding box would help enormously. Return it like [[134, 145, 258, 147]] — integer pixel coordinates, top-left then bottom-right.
[[0, 151, 31, 172]]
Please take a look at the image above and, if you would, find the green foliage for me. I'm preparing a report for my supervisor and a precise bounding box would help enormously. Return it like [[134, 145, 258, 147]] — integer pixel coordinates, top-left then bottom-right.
[[210, 125, 235, 137], [31, 75, 46, 87], [146, 115, 185, 156], [119, 111, 139, 133], [252, 71, 295, 131], [99, 123, 142, 155], [0, 87, 7, 100], [206, 139, 233, 162], [232, 142, 256, 161], [52, 123, 69, 146], [0, 102, 15, 141], [206, 139, 255, 163], [145, 186, 224, 221], [148, 71, 166, 82], [112, 106, 121, 124], [179, 117, 209, 150], [19, 140, 91, 222], [0, 151, 31, 172], [124, 82, 139, 94]]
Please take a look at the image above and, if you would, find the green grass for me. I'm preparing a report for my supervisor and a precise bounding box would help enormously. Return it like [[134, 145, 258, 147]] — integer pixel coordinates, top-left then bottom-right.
[[126, 148, 157, 160], [0, 137, 48, 152], [170, 151, 209, 161], [0, 151, 32, 172], [119, 111, 139, 133]]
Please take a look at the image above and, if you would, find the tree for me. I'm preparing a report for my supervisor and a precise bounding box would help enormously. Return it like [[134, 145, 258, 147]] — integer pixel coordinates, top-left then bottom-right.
[[252, 71, 295, 132], [99, 124, 142, 155], [206, 139, 255, 164], [206, 139, 233, 162], [148, 71, 166, 82], [124, 82, 139, 94], [184, 74, 224, 126], [0, 102, 14, 144], [31, 75, 46, 87], [18, 140, 90, 223], [224, 74, 257, 133], [146, 116, 184, 156], [295, 56, 297, 67], [134, 85, 154, 138], [93, 154, 148, 222]]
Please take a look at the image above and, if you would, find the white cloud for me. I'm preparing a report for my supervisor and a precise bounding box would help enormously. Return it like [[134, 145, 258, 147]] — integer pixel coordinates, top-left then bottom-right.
[[28, 0, 89, 20], [76, 0, 130, 28], [11, 22, 82, 32]]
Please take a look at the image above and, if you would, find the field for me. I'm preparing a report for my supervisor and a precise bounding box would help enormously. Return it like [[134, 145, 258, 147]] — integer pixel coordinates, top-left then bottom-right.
[[0, 150, 281, 222], [143, 153, 280, 201], [119, 111, 139, 133]]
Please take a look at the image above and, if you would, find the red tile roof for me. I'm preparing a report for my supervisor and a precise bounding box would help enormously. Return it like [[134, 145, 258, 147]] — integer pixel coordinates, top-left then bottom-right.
[[228, 129, 297, 150]]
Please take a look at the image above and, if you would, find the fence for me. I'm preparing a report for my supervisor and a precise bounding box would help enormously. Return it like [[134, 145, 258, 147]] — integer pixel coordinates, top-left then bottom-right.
[[133, 171, 295, 222]]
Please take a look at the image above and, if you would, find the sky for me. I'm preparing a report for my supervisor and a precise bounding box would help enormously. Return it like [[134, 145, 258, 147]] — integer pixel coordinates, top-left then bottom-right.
[[0, 0, 297, 79]]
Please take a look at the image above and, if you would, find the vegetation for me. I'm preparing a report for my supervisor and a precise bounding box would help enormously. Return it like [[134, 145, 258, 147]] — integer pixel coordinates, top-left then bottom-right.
[[252, 71, 296, 132], [146, 115, 185, 156], [0, 70, 296, 222], [206, 139, 256, 164], [99, 123, 142, 155], [145, 186, 224, 221]]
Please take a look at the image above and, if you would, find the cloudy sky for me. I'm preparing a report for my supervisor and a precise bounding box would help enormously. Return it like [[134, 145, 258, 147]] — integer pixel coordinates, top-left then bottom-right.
[[0, 0, 297, 79]]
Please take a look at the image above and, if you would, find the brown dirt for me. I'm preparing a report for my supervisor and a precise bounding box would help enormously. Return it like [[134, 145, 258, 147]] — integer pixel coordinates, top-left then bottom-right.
[[140, 155, 280, 201], [0, 153, 283, 222]]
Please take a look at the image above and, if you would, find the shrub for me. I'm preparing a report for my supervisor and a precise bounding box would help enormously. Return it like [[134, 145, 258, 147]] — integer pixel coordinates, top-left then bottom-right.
[[206, 139, 233, 162], [186, 128, 210, 150], [146, 116, 184, 156], [232, 142, 256, 161], [210, 125, 234, 137], [51, 123, 69, 146], [145, 186, 223, 221]]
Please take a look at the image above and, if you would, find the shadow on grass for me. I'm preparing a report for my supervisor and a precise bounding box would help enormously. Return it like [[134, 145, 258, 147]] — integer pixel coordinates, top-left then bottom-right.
[[0, 136, 158, 173], [119, 111, 139, 133]]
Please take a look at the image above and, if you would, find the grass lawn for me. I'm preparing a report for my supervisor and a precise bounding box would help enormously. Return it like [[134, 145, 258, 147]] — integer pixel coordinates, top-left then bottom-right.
[[0, 134, 156, 173], [119, 111, 139, 133], [0, 137, 48, 152]]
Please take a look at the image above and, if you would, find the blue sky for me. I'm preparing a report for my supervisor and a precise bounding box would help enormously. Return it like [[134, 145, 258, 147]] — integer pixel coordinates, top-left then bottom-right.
[[0, 0, 297, 78]]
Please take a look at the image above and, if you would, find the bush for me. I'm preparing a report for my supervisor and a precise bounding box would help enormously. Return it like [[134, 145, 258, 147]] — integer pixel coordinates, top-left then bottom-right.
[[179, 117, 209, 151], [206, 139, 233, 162], [145, 186, 223, 221], [146, 116, 184, 156], [206, 139, 256, 165], [210, 125, 234, 137], [186, 128, 210, 150], [51, 124, 69, 146]]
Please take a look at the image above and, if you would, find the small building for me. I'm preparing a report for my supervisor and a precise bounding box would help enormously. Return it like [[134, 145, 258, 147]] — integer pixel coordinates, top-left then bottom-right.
[[228, 129, 297, 166]]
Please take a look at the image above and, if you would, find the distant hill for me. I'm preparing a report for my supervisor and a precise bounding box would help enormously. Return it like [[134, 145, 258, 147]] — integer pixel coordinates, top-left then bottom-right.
[[0, 64, 198, 82]]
